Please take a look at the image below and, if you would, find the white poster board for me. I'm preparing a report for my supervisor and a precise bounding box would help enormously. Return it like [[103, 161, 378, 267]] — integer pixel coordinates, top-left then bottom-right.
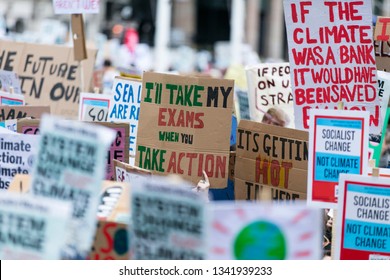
[[29, 114, 115, 259], [308, 109, 369, 208], [207, 201, 322, 260]]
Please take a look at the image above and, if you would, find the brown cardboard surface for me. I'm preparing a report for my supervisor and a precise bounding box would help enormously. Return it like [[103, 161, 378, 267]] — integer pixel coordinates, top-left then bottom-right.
[[235, 120, 308, 201], [136, 72, 234, 188], [0, 105, 50, 121], [71, 14, 88, 61], [374, 17, 390, 41], [0, 40, 97, 118]]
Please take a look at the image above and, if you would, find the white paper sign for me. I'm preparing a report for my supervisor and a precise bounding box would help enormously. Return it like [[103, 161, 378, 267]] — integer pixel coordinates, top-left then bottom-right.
[[307, 109, 369, 208], [284, 0, 380, 134], [30, 114, 115, 259], [207, 201, 322, 260], [0, 192, 71, 259], [0, 70, 22, 94], [78, 92, 112, 122], [0, 133, 39, 190], [132, 176, 207, 260], [53, 0, 100, 14], [109, 77, 142, 158], [0, 91, 25, 106]]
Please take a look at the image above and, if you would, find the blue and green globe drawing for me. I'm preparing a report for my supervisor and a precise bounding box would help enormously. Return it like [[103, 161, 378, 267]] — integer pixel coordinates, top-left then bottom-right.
[[234, 221, 287, 260]]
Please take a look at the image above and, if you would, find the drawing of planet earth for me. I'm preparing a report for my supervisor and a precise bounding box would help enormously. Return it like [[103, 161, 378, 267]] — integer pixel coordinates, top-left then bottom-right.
[[234, 221, 287, 260]]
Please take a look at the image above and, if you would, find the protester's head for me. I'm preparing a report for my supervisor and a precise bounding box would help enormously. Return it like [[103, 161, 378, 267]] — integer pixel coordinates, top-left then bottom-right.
[[261, 107, 290, 127]]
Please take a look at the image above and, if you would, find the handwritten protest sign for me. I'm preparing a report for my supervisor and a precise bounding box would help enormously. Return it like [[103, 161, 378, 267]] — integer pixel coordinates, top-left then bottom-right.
[[308, 109, 369, 208], [235, 120, 308, 201], [30, 114, 115, 259], [374, 17, 390, 41], [0, 106, 50, 122], [89, 221, 129, 260], [284, 0, 380, 133], [132, 176, 207, 259], [0, 91, 24, 106], [0, 70, 22, 93], [207, 201, 322, 260], [0, 133, 39, 190], [335, 173, 390, 260], [0, 41, 96, 118], [109, 77, 142, 159], [79, 92, 112, 122], [114, 159, 151, 183], [136, 72, 233, 188], [0, 192, 71, 259], [246, 63, 294, 128], [375, 38, 390, 72], [234, 90, 250, 121], [53, 0, 100, 14]]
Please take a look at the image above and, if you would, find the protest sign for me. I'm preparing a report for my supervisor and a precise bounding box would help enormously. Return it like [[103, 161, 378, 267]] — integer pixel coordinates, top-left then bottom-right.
[[375, 38, 390, 72], [374, 17, 390, 41], [0, 40, 96, 118], [132, 176, 207, 260], [0, 119, 17, 133], [207, 201, 322, 260], [0, 91, 24, 106], [0, 70, 22, 94], [284, 0, 380, 133], [308, 109, 369, 208], [136, 72, 233, 189], [234, 90, 250, 122], [0, 192, 71, 259], [235, 120, 308, 202], [335, 173, 390, 260], [17, 119, 41, 135], [30, 114, 115, 259], [109, 76, 142, 158], [0, 133, 39, 190], [89, 221, 129, 260], [97, 181, 130, 222], [113, 159, 151, 184], [0, 106, 50, 122], [369, 71, 390, 166], [53, 0, 100, 14], [246, 63, 294, 128], [79, 92, 112, 122], [89, 122, 129, 180]]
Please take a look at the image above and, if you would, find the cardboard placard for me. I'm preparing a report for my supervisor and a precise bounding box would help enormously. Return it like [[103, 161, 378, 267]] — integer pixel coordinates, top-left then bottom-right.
[[16, 119, 41, 134], [0, 133, 39, 190], [79, 92, 112, 122], [0, 91, 24, 106], [113, 159, 151, 183], [30, 114, 115, 259], [53, 0, 100, 14], [109, 76, 142, 157], [0, 40, 97, 118], [89, 221, 129, 260], [335, 174, 390, 260], [375, 39, 390, 72], [284, 0, 380, 134], [132, 176, 207, 260], [207, 201, 322, 260], [0, 192, 72, 259], [307, 109, 369, 208], [374, 17, 390, 41], [0, 105, 50, 122], [246, 63, 294, 128], [136, 72, 234, 189], [0, 70, 22, 93], [235, 120, 308, 201]]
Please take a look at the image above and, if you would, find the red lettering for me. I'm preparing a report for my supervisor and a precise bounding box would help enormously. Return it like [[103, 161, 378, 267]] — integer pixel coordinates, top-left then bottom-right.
[[377, 18, 390, 41], [101, 223, 116, 254]]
